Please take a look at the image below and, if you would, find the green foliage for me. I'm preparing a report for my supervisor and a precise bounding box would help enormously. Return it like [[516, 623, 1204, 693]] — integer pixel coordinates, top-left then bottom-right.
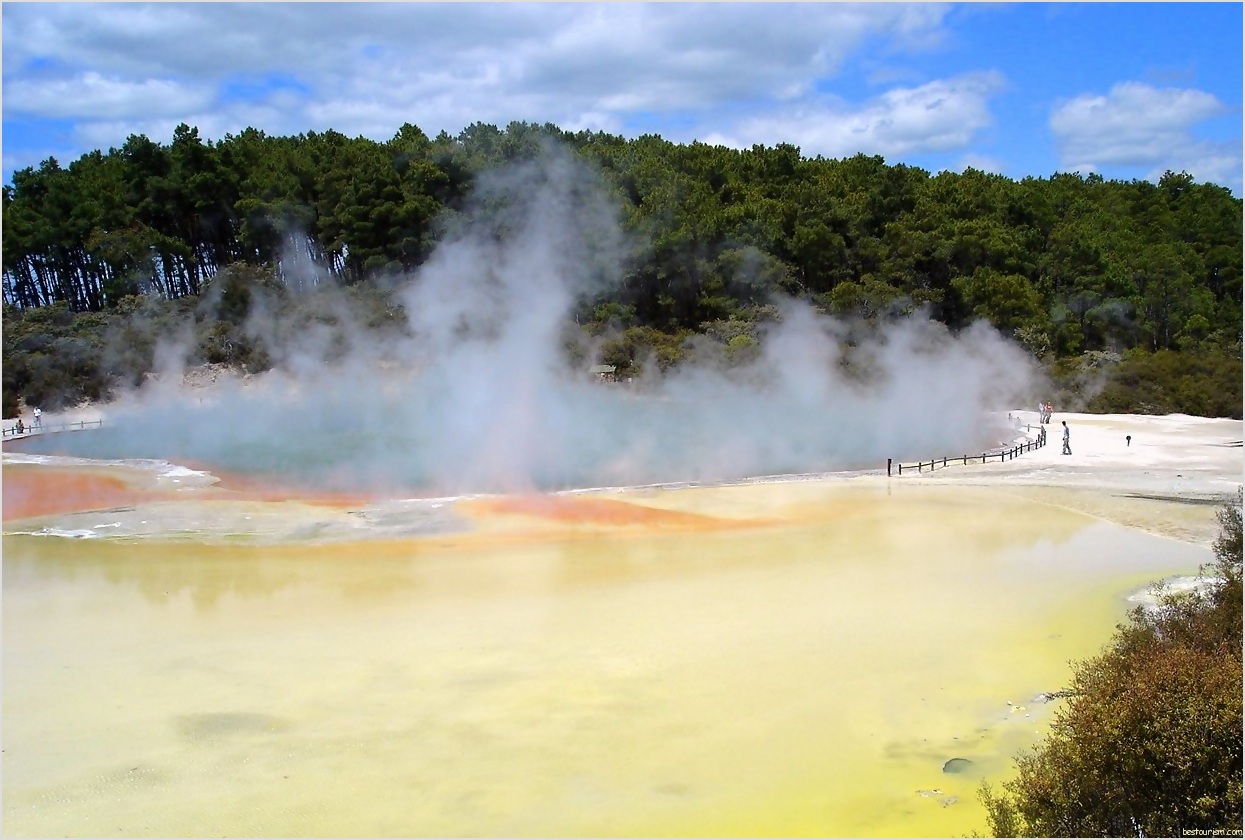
[[1085, 348, 1243, 419], [821, 276, 907, 322], [3, 301, 110, 410], [1, 270, 423, 409], [586, 301, 638, 333], [952, 267, 1047, 337], [2, 122, 1241, 412], [1210, 491, 1243, 645], [980, 490, 1244, 837], [596, 325, 693, 378]]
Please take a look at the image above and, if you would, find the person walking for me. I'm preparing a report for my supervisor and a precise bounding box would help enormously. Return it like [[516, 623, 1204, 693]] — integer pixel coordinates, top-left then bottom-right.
[[1061, 420, 1071, 455]]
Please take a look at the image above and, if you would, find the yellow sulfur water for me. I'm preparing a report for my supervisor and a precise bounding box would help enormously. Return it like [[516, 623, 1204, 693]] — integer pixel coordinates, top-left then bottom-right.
[[2, 477, 1209, 837]]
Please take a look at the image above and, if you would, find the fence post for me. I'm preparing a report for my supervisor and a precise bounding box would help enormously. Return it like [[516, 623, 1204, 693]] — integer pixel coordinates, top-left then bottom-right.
[[887, 458, 892, 477]]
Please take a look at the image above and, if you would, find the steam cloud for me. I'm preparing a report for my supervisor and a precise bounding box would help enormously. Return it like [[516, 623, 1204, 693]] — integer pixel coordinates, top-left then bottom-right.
[[27, 145, 1040, 496]]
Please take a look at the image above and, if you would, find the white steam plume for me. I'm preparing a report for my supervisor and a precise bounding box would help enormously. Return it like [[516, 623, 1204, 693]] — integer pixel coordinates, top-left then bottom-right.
[[29, 144, 1040, 494]]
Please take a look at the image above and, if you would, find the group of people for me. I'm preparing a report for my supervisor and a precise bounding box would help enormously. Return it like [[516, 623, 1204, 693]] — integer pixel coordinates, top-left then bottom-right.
[[11, 407, 41, 436], [1034, 400, 1071, 454]]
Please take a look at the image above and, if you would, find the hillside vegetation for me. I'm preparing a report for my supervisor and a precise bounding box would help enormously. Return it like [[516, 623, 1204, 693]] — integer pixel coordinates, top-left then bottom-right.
[[3, 122, 1241, 416]]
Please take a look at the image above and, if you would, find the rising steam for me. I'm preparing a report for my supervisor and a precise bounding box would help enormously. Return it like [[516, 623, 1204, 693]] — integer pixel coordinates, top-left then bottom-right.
[[24, 144, 1040, 495]]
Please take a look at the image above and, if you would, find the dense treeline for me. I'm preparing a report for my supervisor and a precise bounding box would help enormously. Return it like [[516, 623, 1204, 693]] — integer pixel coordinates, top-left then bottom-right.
[[980, 490, 1243, 837], [2, 121, 1242, 416]]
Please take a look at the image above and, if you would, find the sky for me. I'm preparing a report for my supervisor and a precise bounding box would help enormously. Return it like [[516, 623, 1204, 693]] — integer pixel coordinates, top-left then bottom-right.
[[2, 2, 1242, 194]]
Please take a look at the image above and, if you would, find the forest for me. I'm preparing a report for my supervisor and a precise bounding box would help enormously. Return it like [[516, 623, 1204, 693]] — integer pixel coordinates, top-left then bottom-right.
[[3, 120, 1241, 417]]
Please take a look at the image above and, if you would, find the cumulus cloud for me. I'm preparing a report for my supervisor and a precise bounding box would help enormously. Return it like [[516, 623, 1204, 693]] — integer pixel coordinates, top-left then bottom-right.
[[4, 72, 214, 120], [1050, 82, 1238, 183], [702, 71, 1004, 159], [6, 4, 1236, 193], [2, 3, 954, 159], [955, 153, 1008, 176], [1150, 142, 1244, 192]]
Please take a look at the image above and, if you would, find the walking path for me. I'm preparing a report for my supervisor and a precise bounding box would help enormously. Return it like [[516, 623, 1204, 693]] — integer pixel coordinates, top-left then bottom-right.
[[896, 410, 1243, 546], [1, 406, 104, 441]]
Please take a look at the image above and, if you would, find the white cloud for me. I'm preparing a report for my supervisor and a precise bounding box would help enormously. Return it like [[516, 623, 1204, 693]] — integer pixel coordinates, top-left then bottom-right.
[[701, 72, 1004, 160], [74, 109, 278, 155], [17, 3, 1237, 197], [956, 153, 1007, 176], [2, 2, 956, 151], [1144, 141, 1244, 191], [1050, 82, 1240, 191], [5, 72, 214, 119], [1050, 82, 1227, 167]]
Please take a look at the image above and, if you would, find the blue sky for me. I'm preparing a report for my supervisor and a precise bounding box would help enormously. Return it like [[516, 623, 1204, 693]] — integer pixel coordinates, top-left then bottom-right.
[[3, 3, 1241, 194]]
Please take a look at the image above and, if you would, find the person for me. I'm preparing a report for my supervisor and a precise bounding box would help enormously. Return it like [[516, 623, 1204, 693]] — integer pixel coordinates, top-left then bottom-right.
[[1045, 401, 1054, 424], [32, 406, 41, 428], [15, 418, 23, 435], [1037, 401, 1044, 423], [1061, 420, 1071, 455]]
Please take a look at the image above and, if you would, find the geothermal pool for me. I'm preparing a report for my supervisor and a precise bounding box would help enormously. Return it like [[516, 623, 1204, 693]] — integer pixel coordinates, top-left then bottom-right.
[[1, 462, 1209, 837]]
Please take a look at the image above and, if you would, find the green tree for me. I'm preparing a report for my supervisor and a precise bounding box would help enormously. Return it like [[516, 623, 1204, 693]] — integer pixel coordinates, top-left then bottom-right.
[[951, 267, 1046, 337]]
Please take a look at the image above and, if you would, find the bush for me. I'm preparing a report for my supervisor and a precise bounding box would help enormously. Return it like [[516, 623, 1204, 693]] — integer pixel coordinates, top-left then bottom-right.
[[3, 303, 110, 411], [980, 490, 1244, 837], [1086, 348, 1243, 418]]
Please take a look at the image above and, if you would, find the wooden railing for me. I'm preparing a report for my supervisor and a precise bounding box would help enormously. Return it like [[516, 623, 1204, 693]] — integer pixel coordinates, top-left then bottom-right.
[[2, 419, 103, 438], [888, 428, 1047, 477]]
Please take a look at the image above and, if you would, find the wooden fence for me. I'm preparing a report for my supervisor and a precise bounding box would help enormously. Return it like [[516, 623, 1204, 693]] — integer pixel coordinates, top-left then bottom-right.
[[2, 419, 103, 439], [888, 428, 1046, 477]]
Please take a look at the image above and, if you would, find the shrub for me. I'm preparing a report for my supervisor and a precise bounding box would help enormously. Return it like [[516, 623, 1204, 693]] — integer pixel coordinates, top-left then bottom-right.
[[3, 303, 110, 411], [980, 490, 1244, 837], [1086, 349, 1243, 418]]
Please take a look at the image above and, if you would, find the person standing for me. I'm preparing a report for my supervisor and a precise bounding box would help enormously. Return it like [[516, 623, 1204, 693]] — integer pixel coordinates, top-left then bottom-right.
[[32, 406, 41, 428], [1061, 420, 1071, 455], [1045, 401, 1054, 424]]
